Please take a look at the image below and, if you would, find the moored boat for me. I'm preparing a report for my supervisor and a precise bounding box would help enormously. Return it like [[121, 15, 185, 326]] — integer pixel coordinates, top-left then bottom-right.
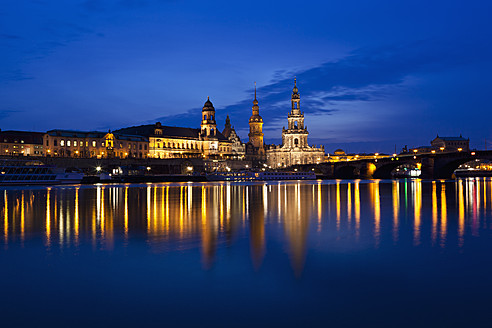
[[0, 159, 84, 185], [206, 170, 316, 181]]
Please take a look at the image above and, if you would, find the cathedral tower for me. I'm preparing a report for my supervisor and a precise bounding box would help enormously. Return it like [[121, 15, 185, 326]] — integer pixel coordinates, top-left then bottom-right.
[[201, 97, 217, 138], [283, 79, 308, 148], [248, 83, 264, 149]]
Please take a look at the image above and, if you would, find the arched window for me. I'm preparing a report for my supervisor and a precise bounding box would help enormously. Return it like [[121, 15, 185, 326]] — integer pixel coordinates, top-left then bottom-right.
[[204, 115, 207, 120], [211, 115, 214, 120], [294, 121, 298, 129], [294, 138, 299, 146]]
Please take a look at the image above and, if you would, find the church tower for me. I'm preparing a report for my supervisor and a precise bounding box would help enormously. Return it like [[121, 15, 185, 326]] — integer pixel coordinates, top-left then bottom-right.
[[283, 79, 308, 148], [248, 83, 264, 149], [201, 97, 217, 138]]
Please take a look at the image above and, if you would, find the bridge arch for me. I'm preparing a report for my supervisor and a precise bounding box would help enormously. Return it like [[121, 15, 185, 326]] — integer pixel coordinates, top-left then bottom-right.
[[334, 165, 359, 179]]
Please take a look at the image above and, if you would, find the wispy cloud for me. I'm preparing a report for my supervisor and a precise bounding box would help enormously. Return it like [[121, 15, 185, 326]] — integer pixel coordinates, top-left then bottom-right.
[[153, 39, 492, 150]]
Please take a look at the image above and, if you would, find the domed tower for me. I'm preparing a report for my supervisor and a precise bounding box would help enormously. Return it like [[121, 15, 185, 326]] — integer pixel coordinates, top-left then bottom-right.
[[284, 79, 308, 148], [201, 97, 217, 138], [248, 83, 264, 150]]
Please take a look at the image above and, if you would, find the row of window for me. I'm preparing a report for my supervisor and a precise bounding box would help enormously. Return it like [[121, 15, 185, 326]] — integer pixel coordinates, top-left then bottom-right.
[[46, 139, 147, 150], [154, 142, 201, 150], [2, 139, 25, 143]]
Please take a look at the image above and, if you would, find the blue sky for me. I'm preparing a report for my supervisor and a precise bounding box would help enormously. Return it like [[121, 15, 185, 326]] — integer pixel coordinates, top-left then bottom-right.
[[1, 0, 491, 153]]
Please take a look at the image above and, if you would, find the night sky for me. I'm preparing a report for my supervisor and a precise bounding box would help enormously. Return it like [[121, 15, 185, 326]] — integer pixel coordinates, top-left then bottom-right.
[[1, 0, 491, 153]]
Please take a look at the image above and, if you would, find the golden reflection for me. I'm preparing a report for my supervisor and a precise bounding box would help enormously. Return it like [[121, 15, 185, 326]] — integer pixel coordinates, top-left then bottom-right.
[[317, 182, 322, 230], [6, 180, 490, 276], [283, 183, 310, 278], [392, 181, 400, 242], [154, 186, 158, 234], [372, 181, 381, 246], [75, 188, 79, 245], [20, 191, 24, 242], [336, 181, 341, 230], [458, 180, 465, 247], [347, 182, 352, 224], [124, 187, 129, 237], [46, 188, 51, 246], [432, 181, 438, 244], [413, 179, 422, 246], [179, 186, 184, 235], [165, 186, 169, 233], [440, 183, 447, 247], [4, 191, 8, 245], [146, 186, 151, 233], [354, 181, 360, 238], [483, 179, 486, 210], [100, 186, 105, 238], [250, 184, 265, 270]]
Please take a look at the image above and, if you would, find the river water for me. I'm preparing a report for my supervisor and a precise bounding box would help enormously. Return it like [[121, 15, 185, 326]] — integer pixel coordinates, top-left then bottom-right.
[[1, 179, 492, 327]]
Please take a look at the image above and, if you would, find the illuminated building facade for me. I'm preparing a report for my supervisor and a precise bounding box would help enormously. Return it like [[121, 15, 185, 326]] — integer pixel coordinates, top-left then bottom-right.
[[0, 130, 45, 156], [116, 98, 232, 159], [222, 115, 245, 159], [431, 135, 470, 152], [44, 130, 148, 158], [266, 80, 325, 168], [246, 84, 266, 161]]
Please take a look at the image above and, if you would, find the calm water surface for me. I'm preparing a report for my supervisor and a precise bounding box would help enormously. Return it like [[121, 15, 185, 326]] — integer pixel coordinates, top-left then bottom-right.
[[1, 179, 492, 327]]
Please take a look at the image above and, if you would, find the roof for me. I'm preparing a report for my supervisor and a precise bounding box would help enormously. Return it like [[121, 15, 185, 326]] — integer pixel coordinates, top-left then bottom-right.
[[115, 124, 230, 142], [47, 129, 147, 142], [437, 137, 468, 141], [0, 130, 45, 145]]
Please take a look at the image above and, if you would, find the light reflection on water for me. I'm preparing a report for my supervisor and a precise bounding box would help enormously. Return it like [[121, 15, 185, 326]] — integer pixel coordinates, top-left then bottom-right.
[[1, 179, 492, 269], [3, 178, 492, 327]]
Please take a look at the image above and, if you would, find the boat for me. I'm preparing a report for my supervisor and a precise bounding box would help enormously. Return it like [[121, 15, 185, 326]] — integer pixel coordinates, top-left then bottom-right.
[[206, 170, 317, 181], [0, 159, 84, 185]]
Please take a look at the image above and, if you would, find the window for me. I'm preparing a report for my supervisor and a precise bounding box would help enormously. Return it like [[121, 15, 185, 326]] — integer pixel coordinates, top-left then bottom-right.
[[20, 140, 24, 144], [60, 140, 65, 147], [92, 141, 96, 147], [120, 143, 122, 148], [101, 142, 104, 147], [294, 138, 299, 146], [46, 140, 49, 146], [144, 145, 147, 150], [139, 144, 142, 150], [86, 141, 88, 147], [74, 141, 77, 147], [54, 140, 58, 146], [67, 140, 71, 147], [204, 115, 207, 120]]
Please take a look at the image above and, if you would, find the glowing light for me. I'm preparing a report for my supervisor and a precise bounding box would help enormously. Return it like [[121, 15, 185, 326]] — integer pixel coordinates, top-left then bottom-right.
[[432, 181, 438, 244], [355, 181, 360, 238], [440, 183, 447, 247], [392, 181, 400, 242], [96, 166, 102, 172], [4, 191, 7, 245]]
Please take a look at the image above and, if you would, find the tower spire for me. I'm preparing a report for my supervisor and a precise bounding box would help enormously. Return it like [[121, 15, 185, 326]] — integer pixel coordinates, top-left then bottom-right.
[[254, 81, 257, 100]]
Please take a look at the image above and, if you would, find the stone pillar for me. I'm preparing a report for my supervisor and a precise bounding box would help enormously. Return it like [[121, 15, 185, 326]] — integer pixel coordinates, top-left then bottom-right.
[[420, 157, 434, 179]]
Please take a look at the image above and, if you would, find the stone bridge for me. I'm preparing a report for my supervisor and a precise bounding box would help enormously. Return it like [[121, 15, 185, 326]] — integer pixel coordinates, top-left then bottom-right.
[[294, 150, 492, 179]]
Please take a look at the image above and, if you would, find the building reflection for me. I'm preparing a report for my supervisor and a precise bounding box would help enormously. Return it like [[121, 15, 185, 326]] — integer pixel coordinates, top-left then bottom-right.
[[1, 178, 492, 275]]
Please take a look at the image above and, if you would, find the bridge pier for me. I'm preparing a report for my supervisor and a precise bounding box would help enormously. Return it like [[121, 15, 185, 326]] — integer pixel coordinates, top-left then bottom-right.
[[360, 162, 376, 179], [420, 157, 435, 179]]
